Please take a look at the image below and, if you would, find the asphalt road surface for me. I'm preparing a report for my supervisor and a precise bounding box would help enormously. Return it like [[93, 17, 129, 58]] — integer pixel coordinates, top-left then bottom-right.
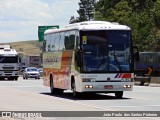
[[0, 76, 160, 120]]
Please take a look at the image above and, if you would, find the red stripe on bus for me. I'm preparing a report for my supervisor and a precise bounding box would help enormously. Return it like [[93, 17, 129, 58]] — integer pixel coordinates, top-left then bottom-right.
[[121, 74, 131, 78]]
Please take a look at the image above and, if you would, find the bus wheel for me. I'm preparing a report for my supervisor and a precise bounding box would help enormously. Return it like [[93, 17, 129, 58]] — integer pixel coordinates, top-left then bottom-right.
[[50, 76, 56, 94], [57, 89, 63, 94], [72, 82, 79, 98], [115, 91, 123, 99]]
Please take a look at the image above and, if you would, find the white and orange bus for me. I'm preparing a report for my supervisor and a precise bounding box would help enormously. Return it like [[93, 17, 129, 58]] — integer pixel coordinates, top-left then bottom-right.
[[42, 21, 135, 98]]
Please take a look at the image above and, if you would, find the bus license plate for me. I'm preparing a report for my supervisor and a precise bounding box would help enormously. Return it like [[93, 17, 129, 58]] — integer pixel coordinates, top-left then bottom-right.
[[104, 85, 113, 89]]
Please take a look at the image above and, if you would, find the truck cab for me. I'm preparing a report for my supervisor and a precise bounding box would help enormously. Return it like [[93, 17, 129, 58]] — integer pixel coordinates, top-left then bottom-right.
[[0, 45, 19, 80]]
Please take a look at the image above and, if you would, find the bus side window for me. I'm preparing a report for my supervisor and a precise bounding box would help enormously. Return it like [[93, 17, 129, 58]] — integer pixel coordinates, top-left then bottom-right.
[[46, 34, 51, 51], [55, 33, 60, 51], [70, 34, 75, 50], [64, 32, 69, 50], [50, 33, 55, 51], [60, 32, 65, 50], [65, 31, 75, 50]]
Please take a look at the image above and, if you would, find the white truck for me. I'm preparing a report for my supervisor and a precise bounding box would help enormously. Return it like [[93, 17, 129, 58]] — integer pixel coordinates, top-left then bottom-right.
[[0, 45, 20, 80]]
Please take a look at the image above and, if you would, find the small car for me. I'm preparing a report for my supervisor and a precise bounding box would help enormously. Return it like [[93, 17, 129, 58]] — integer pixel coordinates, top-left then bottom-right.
[[23, 67, 40, 79]]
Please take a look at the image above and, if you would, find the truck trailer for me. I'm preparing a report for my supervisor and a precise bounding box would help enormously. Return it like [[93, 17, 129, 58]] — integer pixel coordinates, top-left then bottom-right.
[[134, 52, 160, 85]]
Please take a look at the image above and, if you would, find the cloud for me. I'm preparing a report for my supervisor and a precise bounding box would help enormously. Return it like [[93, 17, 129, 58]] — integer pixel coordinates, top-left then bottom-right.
[[0, 0, 79, 43]]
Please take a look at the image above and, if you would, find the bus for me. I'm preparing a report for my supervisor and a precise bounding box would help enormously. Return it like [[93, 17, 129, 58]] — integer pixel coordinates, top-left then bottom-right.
[[42, 21, 135, 98]]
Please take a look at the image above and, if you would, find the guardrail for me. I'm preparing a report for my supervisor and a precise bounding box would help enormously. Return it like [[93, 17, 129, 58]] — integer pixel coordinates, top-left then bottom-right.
[[150, 77, 160, 84]]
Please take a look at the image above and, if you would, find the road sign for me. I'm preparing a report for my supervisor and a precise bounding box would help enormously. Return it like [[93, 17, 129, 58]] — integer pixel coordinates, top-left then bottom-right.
[[38, 25, 59, 42]]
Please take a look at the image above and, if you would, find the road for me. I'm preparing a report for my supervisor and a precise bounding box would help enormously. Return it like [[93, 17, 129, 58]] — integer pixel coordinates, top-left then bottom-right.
[[0, 77, 160, 120]]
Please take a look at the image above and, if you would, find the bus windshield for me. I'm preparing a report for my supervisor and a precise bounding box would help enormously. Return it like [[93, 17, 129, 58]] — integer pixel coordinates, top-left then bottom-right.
[[81, 30, 131, 72], [0, 56, 18, 63]]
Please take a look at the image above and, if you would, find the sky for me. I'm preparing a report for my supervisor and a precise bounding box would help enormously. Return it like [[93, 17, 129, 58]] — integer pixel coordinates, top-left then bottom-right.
[[0, 0, 79, 43]]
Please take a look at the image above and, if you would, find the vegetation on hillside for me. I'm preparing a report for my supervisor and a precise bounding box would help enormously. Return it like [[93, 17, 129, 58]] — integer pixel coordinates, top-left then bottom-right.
[[8, 40, 42, 56]]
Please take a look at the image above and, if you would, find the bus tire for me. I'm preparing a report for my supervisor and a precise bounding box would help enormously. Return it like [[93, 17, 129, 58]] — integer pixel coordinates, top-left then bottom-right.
[[115, 91, 123, 98], [50, 75, 56, 94], [72, 82, 79, 98], [57, 89, 64, 94]]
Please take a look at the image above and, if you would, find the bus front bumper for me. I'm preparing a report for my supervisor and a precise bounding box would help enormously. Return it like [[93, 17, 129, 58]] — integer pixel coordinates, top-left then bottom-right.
[[79, 82, 133, 93]]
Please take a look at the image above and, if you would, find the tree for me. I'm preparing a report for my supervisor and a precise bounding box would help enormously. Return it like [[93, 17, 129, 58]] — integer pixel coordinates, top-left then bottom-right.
[[69, 0, 97, 24], [69, 16, 79, 24], [94, 0, 121, 21]]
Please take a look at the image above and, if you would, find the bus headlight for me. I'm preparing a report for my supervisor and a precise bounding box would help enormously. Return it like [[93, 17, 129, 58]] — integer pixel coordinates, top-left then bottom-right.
[[85, 85, 93, 88], [123, 85, 132, 88], [82, 78, 96, 82]]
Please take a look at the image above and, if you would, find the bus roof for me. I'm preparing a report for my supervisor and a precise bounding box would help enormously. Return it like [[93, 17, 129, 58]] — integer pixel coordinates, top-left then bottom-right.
[[44, 21, 131, 34]]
